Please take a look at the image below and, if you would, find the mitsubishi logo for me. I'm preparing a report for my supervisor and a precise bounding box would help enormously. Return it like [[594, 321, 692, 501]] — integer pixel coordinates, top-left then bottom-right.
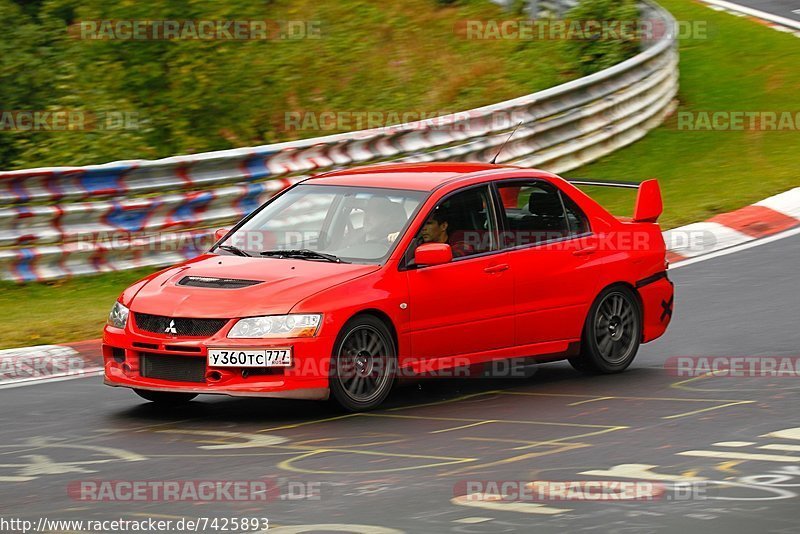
[[164, 319, 178, 335]]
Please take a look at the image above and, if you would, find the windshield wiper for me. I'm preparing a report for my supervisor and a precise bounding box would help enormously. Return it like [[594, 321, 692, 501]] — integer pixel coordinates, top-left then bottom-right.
[[260, 249, 347, 263], [217, 244, 252, 257]]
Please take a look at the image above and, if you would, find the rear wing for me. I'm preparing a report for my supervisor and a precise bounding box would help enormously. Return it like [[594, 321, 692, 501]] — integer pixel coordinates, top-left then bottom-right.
[[567, 178, 663, 223]]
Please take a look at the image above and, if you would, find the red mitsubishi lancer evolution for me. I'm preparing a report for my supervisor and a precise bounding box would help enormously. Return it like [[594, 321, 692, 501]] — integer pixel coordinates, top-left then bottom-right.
[[103, 162, 674, 411]]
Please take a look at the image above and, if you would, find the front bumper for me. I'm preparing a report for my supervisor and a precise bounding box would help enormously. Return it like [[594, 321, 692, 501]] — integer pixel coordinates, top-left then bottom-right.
[[103, 378, 329, 400], [102, 324, 334, 400]]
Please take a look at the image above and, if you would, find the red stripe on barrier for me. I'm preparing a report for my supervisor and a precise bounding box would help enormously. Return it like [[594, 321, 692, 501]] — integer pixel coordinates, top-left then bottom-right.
[[666, 250, 687, 264], [710, 205, 799, 238], [175, 162, 193, 187], [66, 338, 104, 366]]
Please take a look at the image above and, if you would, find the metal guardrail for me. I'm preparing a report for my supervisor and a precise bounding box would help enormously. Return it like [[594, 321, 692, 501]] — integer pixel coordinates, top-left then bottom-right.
[[491, 0, 578, 18], [0, 1, 679, 282]]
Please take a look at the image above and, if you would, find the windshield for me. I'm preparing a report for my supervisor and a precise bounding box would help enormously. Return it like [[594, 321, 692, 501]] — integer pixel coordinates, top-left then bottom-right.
[[217, 184, 427, 263]]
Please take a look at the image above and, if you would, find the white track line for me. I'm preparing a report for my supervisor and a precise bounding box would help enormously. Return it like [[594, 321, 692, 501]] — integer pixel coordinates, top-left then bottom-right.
[[0, 368, 103, 390], [699, 0, 800, 31], [670, 225, 800, 269]]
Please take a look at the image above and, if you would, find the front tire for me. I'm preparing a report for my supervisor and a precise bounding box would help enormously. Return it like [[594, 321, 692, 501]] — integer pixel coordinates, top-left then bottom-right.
[[330, 315, 397, 411], [569, 285, 642, 374], [134, 389, 197, 405]]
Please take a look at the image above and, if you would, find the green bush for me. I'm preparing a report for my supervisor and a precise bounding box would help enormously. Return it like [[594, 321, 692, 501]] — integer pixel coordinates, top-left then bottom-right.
[[562, 0, 641, 75], [0, 0, 576, 170]]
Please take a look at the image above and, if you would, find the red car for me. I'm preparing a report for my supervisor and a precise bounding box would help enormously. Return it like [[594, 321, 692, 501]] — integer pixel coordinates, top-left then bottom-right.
[[103, 162, 674, 411]]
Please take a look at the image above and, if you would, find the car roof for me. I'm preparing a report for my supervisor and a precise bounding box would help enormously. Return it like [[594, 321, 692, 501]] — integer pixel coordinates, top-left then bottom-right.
[[304, 162, 527, 191]]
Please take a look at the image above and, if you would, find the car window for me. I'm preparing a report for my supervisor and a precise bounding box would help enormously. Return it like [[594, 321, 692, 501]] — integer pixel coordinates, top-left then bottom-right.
[[223, 185, 425, 263], [260, 191, 338, 249], [406, 185, 497, 265], [561, 193, 590, 236], [497, 182, 570, 248]]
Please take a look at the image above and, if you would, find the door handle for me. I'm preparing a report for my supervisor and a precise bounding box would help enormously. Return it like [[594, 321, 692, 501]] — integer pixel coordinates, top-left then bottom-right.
[[484, 264, 510, 274], [572, 246, 597, 257]]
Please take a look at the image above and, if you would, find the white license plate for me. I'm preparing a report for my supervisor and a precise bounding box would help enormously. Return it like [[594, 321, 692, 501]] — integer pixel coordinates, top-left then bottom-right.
[[208, 348, 292, 368]]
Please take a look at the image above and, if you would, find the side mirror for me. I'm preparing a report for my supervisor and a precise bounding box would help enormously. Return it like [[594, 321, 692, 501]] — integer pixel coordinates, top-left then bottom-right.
[[214, 228, 229, 241], [414, 243, 452, 267]]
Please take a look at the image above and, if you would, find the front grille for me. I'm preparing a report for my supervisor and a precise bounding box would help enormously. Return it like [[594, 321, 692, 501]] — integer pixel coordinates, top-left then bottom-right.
[[140, 353, 206, 383], [134, 313, 228, 337], [178, 276, 261, 289]]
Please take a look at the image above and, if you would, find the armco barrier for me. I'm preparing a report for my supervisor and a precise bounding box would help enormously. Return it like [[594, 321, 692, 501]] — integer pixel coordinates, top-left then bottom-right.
[[0, 1, 678, 282]]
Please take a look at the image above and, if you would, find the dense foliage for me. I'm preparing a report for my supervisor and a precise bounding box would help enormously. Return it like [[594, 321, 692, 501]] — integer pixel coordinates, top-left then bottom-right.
[[562, 0, 641, 75], [0, 0, 580, 170]]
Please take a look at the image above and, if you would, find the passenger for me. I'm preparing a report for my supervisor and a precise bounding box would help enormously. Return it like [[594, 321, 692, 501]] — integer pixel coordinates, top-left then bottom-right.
[[350, 196, 406, 245]]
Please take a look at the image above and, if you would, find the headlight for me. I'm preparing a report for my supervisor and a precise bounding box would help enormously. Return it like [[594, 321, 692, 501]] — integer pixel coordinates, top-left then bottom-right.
[[228, 314, 321, 338], [107, 302, 130, 329]]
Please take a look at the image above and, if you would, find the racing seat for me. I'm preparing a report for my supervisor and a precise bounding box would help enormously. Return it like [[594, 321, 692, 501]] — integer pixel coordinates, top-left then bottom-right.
[[444, 193, 492, 254], [448, 230, 480, 257], [373, 199, 409, 237], [525, 188, 567, 242]]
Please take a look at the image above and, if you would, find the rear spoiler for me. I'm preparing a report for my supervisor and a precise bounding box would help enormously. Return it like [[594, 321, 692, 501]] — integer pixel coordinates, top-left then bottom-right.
[[566, 178, 663, 223]]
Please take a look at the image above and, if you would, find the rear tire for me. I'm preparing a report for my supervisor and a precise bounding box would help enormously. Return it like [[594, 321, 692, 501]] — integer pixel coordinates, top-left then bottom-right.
[[569, 285, 642, 374], [330, 315, 397, 412], [134, 389, 197, 405]]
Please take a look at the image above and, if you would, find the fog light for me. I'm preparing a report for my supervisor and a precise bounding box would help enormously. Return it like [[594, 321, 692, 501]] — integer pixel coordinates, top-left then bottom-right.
[[111, 347, 125, 363]]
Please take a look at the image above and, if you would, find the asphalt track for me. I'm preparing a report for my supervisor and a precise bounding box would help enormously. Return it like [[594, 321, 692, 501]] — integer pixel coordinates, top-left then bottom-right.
[[1, 233, 799, 533], [719, 0, 800, 22]]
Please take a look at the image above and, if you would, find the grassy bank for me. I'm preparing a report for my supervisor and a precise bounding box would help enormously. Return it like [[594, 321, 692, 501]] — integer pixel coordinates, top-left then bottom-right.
[[571, 0, 800, 228], [0, 268, 156, 348]]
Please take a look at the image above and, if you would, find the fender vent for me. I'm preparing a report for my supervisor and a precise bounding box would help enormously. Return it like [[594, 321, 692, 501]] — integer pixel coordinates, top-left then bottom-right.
[[178, 276, 261, 289]]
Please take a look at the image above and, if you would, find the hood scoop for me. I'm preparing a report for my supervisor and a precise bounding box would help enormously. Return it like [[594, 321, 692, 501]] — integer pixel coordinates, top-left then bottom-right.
[[177, 276, 262, 289]]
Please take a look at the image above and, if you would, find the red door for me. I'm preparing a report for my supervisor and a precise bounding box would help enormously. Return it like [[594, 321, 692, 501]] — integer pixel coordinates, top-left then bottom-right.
[[496, 180, 601, 347], [405, 252, 514, 362], [402, 183, 514, 366], [507, 237, 600, 346]]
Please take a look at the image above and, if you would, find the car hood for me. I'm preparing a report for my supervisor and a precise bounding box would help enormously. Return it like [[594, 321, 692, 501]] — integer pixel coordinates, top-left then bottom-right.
[[128, 254, 380, 318]]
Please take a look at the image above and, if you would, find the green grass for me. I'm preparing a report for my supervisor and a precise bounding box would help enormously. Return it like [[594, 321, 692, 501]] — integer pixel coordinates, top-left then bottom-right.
[[3, 0, 799, 349], [0, 268, 155, 349], [570, 0, 800, 228]]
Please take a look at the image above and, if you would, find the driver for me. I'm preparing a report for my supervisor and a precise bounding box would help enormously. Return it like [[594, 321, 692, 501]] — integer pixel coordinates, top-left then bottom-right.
[[419, 208, 473, 258]]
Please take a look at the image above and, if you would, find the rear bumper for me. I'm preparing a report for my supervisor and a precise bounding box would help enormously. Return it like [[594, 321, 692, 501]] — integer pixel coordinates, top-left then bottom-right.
[[638, 272, 674, 343]]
